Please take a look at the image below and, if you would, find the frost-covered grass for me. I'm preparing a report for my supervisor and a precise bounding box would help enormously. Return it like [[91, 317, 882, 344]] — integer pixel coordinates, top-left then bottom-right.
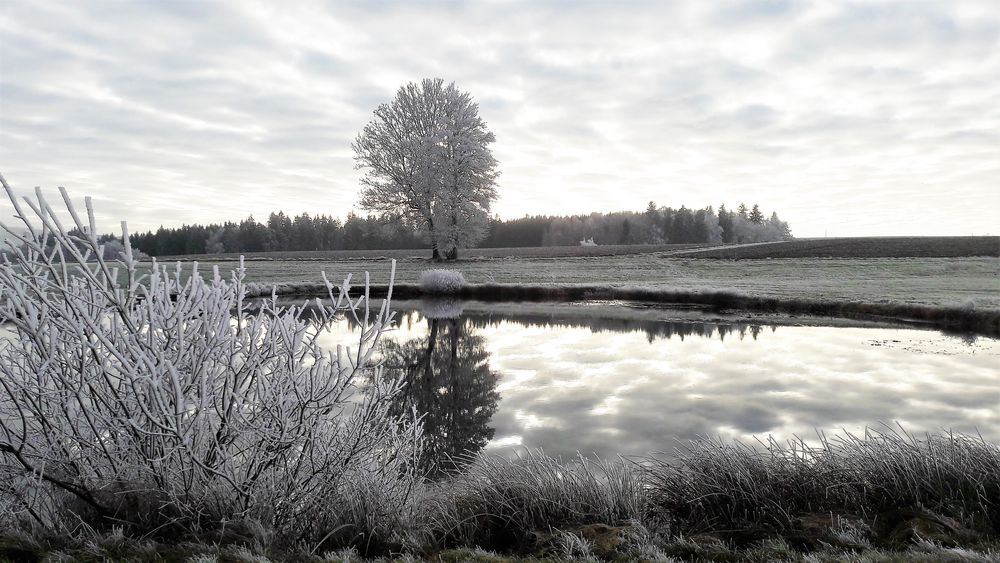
[[156, 243, 703, 262], [420, 269, 466, 294], [648, 425, 1000, 538], [450, 284, 1000, 336], [262, 282, 999, 335], [167, 255, 1000, 309], [2, 428, 998, 560], [3, 534, 1000, 561], [675, 236, 999, 259], [420, 452, 644, 551]]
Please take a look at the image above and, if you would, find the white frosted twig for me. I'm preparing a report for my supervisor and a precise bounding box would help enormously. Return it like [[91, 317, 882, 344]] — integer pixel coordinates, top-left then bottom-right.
[[0, 180, 420, 539]]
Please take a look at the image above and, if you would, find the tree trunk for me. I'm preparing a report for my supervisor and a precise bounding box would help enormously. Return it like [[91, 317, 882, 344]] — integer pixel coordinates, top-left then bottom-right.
[[446, 203, 459, 260], [428, 216, 441, 260]]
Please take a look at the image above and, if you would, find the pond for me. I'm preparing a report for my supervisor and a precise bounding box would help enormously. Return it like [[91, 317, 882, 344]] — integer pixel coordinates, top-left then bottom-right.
[[2, 299, 997, 474], [314, 300, 1000, 472]]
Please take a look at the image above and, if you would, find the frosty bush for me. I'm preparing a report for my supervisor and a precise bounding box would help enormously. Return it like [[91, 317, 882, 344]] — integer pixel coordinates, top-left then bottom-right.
[[0, 174, 422, 548], [420, 269, 465, 295]]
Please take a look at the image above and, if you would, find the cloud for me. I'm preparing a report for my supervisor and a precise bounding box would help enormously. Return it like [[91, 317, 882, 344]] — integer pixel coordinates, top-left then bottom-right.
[[1, 0, 998, 236]]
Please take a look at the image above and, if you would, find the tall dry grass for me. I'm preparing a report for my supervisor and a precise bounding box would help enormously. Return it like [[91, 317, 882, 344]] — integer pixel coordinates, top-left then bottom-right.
[[647, 425, 1000, 537], [419, 452, 644, 551]]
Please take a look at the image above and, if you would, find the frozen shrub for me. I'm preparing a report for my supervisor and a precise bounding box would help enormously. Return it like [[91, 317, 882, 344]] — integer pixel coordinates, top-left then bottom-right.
[[0, 175, 422, 549], [420, 269, 465, 294]]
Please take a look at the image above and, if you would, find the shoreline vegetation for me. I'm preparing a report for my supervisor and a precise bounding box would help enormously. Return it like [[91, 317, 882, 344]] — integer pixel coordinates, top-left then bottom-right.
[[249, 282, 1000, 338], [2, 427, 998, 561]]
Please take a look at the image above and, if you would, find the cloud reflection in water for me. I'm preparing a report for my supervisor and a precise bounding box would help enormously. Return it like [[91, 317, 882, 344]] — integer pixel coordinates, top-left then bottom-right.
[[318, 301, 1000, 463]]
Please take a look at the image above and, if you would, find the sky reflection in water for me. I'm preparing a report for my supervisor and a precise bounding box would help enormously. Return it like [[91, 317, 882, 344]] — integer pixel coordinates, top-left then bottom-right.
[[314, 301, 1000, 467], [2, 301, 994, 470]]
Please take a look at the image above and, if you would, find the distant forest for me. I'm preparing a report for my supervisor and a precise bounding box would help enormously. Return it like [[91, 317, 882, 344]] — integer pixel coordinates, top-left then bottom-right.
[[129, 202, 792, 257]]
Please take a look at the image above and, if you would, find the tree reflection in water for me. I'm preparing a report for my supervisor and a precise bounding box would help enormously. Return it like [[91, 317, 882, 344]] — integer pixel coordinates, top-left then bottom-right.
[[373, 300, 786, 472], [380, 308, 500, 477], [461, 311, 777, 344]]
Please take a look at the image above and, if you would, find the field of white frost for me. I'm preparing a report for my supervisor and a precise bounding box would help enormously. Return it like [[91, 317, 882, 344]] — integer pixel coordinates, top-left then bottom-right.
[[151, 255, 1000, 309]]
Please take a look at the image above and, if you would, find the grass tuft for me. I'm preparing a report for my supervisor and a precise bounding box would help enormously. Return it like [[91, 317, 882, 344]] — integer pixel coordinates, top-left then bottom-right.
[[647, 425, 1000, 541], [420, 451, 644, 552]]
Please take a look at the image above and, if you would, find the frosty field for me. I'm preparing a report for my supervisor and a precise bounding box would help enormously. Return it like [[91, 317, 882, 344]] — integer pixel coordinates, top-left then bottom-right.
[[160, 254, 1000, 309]]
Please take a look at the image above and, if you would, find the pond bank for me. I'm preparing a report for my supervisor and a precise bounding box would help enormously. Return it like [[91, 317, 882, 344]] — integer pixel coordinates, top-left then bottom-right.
[[250, 281, 1000, 337], [182, 255, 999, 308], [4, 429, 998, 562]]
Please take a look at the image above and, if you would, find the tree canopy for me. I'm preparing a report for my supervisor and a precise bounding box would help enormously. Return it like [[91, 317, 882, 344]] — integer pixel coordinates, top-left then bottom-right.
[[352, 78, 499, 260]]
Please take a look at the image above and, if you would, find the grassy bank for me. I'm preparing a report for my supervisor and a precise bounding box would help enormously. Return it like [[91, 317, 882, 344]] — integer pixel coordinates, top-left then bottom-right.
[[251, 282, 1000, 337], [3, 428, 998, 562], [175, 255, 999, 309], [150, 237, 1000, 309]]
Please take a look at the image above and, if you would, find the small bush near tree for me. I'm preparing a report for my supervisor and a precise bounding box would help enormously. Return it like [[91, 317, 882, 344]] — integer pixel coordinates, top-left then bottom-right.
[[420, 269, 466, 294]]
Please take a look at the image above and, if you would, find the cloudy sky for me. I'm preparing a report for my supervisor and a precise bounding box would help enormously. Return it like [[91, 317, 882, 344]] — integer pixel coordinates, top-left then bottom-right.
[[1, 0, 998, 237]]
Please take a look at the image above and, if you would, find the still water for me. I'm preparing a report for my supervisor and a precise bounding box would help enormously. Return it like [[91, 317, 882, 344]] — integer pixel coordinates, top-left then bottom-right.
[[316, 300, 1000, 470], [2, 300, 996, 471]]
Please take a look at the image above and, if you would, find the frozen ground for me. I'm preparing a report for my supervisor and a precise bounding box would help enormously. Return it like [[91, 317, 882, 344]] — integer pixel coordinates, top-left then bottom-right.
[[162, 255, 1000, 309]]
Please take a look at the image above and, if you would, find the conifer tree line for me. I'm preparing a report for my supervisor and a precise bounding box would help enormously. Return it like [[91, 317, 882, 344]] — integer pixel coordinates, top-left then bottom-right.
[[128, 202, 791, 257], [128, 211, 426, 257]]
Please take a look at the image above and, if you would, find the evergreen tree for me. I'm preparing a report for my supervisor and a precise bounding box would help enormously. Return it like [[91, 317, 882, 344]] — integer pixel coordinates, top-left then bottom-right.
[[126, 202, 793, 256], [718, 204, 734, 243]]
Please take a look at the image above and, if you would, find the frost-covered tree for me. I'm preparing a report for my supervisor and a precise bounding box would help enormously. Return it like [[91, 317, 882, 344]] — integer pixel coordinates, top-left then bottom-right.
[[749, 203, 765, 225], [432, 85, 499, 259], [724, 206, 792, 243], [205, 225, 226, 253], [718, 204, 734, 243], [700, 207, 724, 244], [353, 78, 499, 260], [765, 211, 793, 240]]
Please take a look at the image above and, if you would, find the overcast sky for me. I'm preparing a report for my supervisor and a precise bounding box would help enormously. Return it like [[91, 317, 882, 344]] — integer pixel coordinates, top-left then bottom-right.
[[1, 0, 998, 237]]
